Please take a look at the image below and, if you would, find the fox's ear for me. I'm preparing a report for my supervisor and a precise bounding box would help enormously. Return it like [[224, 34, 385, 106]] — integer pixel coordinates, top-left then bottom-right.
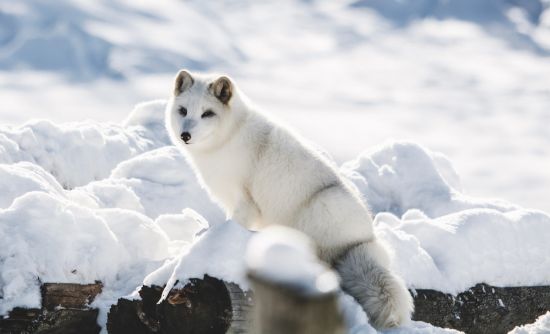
[[210, 76, 232, 105], [174, 70, 194, 95]]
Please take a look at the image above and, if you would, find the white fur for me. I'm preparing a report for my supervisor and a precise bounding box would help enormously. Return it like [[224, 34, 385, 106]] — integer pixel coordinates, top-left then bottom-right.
[[165, 70, 413, 329]]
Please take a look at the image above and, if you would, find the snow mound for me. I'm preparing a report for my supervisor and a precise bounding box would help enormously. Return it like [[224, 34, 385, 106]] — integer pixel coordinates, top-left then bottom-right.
[[378, 208, 550, 294], [341, 141, 550, 294], [0, 101, 226, 318], [341, 141, 518, 218], [98, 145, 223, 221], [0, 191, 169, 314], [0, 162, 66, 208], [0, 104, 169, 188]]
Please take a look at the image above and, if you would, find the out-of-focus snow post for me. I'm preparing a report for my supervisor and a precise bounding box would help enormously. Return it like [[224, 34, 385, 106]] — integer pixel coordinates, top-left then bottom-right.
[[245, 226, 345, 334]]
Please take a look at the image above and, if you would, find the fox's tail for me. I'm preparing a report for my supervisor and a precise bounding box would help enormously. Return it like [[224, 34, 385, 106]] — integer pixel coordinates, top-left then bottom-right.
[[335, 239, 413, 329]]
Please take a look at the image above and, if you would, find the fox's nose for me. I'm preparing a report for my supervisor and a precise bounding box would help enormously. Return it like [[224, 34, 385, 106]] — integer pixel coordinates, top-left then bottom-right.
[[180, 132, 191, 143]]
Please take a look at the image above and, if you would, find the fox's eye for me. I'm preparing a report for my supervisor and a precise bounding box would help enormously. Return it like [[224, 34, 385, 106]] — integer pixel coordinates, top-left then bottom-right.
[[178, 106, 187, 117], [201, 110, 216, 118]]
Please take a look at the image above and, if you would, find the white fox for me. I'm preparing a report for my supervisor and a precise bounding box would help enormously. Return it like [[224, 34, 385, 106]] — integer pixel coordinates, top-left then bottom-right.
[[165, 70, 413, 329]]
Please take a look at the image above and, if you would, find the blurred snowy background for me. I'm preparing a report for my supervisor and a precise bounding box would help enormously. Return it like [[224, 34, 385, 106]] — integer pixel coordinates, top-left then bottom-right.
[[1, 0, 549, 212]]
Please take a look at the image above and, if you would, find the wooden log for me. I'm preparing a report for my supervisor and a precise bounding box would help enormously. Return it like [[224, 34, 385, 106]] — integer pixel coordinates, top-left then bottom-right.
[[106, 281, 550, 334], [32, 308, 101, 334], [412, 283, 550, 334], [41, 282, 103, 310], [0, 282, 102, 334], [0, 307, 41, 334], [107, 275, 252, 334], [2, 280, 550, 333]]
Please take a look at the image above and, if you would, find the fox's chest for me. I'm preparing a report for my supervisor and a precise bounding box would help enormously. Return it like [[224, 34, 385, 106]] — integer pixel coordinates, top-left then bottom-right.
[[191, 147, 251, 213]]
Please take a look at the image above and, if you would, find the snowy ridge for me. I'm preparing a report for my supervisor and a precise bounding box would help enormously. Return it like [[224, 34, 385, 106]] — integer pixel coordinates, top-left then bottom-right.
[[1, 101, 549, 333]]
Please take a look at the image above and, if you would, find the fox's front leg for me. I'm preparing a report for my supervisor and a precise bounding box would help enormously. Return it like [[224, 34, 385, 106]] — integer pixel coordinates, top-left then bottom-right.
[[231, 188, 261, 230]]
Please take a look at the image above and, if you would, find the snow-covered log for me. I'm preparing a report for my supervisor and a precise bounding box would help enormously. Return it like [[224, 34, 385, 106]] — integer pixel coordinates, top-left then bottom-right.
[[105, 279, 550, 334], [3, 280, 549, 333]]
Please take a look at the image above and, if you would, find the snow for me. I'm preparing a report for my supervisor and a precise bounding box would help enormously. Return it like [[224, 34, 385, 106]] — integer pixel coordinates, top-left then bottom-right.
[[509, 312, 550, 334], [0, 101, 225, 322], [1, 0, 550, 333], [0, 118, 165, 188], [339, 141, 550, 294], [341, 142, 518, 218], [0, 191, 166, 314], [340, 142, 550, 294], [155, 209, 208, 242], [144, 220, 252, 302], [384, 207, 550, 293], [1, 106, 549, 332]]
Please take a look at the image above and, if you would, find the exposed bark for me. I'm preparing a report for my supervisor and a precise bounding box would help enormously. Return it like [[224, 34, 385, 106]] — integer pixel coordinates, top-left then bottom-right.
[[0, 282, 102, 334], [41, 282, 103, 310], [0, 308, 41, 334], [412, 283, 550, 334], [107, 275, 249, 334]]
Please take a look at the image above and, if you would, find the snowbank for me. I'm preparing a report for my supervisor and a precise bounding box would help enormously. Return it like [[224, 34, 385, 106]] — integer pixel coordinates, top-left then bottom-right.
[[341, 142, 518, 218], [0, 100, 168, 189], [378, 208, 550, 294], [0, 101, 223, 318], [0, 191, 168, 314], [341, 142, 550, 293], [1, 102, 549, 333]]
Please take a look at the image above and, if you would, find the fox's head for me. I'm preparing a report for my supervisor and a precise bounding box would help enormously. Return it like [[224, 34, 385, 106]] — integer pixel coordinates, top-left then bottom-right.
[[166, 70, 239, 150]]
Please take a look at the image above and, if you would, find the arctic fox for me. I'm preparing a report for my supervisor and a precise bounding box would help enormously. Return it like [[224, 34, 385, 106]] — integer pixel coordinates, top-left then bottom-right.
[[165, 70, 413, 328]]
